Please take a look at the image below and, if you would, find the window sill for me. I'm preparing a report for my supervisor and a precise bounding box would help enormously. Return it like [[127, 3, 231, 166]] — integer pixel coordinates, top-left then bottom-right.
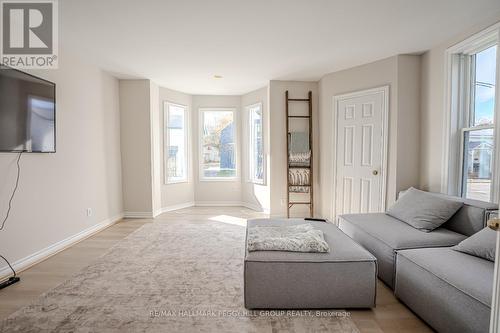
[[165, 179, 189, 185], [200, 177, 240, 182], [248, 180, 266, 186]]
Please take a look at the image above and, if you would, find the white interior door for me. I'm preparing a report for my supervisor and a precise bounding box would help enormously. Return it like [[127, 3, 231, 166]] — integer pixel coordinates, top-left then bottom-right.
[[333, 86, 389, 217]]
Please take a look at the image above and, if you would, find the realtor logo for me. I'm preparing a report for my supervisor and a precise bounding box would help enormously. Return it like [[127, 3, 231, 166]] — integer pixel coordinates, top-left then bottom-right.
[[1, 0, 58, 68]]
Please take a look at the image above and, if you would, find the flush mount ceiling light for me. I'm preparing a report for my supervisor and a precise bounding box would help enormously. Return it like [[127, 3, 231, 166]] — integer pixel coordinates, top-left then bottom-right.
[[213, 75, 223, 79]]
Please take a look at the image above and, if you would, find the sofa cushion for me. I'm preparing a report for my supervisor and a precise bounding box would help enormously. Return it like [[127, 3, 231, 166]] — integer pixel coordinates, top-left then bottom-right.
[[395, 248, 493, 333], [340, 213, 467, 251], [453, 227, 497, 261], [387, 187, 463, 232], [396, 247, 493, 308], [399, 190, 497, 236], [339, 213, 466, 288]]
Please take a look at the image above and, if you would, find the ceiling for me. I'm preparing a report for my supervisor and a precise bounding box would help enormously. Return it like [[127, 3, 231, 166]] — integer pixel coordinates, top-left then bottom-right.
[[61, 0, 500, 95]]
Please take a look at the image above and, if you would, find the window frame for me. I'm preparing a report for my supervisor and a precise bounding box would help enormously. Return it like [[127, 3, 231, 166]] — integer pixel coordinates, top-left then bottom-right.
[[246, 102, 266, 185], [458, 46, 497, 201], [164, 101, 189, 185], [459, 125, 495, 200], [443, 24, 500, 203], [198, 107, 238, 182]]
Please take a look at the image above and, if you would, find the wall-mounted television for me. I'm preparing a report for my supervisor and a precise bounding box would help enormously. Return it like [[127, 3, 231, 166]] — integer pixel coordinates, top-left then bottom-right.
[[0, 65, 56, 153]]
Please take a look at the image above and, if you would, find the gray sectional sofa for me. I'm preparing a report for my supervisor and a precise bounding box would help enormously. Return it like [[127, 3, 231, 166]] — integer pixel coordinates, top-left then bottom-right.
[[338, 212, 467, 288], [339, 191, 497, 333]]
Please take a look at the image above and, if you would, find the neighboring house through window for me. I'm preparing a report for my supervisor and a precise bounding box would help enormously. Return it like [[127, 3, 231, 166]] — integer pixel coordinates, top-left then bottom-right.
[[165, 102, 188, 184], [246, 103, 264, 184], [444, 26, 499, 203], [199, 108, 237, 180]]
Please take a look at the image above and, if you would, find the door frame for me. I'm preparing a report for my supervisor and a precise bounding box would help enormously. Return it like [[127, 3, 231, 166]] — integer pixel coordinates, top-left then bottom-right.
[[491, 223, 500, 332], [490, 23, 500, 333], [331, 85, 390, 221]]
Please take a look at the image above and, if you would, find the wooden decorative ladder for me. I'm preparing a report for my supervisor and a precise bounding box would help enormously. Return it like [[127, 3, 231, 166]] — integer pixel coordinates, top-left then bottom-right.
[[285, 90, 313, 218]]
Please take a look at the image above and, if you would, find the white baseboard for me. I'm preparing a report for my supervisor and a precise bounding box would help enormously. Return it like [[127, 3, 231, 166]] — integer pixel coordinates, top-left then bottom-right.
[[130, 201, 263, 217], [123, 211, 154, 219], [0, 213, 124, 280], [194, 201, 267, 213], [127, 201, 256, 217], [125, 201, 267, 218], [194, 201, 244, 207], [159, 202, 195, 214], [241, 202, 270, 213]]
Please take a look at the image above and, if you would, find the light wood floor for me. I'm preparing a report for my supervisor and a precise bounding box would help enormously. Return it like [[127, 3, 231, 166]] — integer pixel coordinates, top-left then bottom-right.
[[0, 207, 433, 332]]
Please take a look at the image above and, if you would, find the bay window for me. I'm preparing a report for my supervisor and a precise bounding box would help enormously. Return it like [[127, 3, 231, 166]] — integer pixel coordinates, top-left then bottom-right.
[[199, 108, 237, 180], [247, 103, 264, 184], [165, 102, 188, 184]]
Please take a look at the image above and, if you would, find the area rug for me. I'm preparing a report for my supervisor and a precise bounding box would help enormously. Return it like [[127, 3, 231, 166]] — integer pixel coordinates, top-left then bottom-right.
[[0, 219, 359, 332]]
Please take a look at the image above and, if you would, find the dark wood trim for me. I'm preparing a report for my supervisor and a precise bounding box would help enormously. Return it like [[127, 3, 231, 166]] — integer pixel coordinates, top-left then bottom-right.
[[285, 90, 313, 218]]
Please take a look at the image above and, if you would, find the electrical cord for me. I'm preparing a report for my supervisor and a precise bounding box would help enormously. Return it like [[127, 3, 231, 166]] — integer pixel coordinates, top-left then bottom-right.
[[0, 151, 23, 280], [0, 255, 16, 278], [0, 152, 22, 231]]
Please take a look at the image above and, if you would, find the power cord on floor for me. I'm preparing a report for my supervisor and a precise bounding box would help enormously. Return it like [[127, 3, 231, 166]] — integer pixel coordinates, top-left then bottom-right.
[[0, 254, 16, 278], [0, 152, 23, 283]]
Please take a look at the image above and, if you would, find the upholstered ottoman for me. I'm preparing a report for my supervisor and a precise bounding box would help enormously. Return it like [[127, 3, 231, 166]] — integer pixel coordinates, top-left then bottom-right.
[[244, 219, 377, 309]]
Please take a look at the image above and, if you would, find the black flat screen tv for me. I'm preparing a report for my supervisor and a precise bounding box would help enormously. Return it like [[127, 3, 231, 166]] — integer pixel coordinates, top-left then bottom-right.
[[0, 65, 56, 153]]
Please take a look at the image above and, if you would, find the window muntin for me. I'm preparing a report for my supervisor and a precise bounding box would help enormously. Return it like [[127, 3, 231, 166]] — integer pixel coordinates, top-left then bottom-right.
[[200, 109, 237, 180], [165, 103, 187, 184], [248, 103, 264, 184]]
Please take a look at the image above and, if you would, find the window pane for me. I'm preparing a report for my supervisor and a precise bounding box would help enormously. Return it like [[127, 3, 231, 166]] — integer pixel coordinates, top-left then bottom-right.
[[249, 105, 264, 183], [473, 45, 497, 126], [166, 105, 186, 182], [202, 111, 236, 178], [462, 128, 493, 202]]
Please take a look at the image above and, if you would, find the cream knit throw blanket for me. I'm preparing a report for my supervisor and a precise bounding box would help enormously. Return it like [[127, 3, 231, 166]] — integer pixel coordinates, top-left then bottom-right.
[[247, 224, 330, 253]]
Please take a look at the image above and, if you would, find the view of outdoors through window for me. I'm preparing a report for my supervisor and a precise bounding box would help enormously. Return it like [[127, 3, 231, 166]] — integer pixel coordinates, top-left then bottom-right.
[[463, 45, 496, 202], [166, 104, 187, 183], [202, 110, 236, 178], [463, 128, 494, 201], [249, 105, 264, 183]]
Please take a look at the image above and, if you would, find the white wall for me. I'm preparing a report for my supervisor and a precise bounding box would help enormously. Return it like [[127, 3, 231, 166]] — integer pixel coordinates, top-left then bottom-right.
[[150, 82, 162, 215], [396, 56, 421, 192], [241, 87, 270, 212], [159, 87, 195, 209], [0, 50, 123, 275], [119, 80, 154, 216], [318, 55, 421, 218], [269, 81, 319, 217], [120, 80, 164, 217], [420, 16, 500, 192], [192, 95, 242, 204]]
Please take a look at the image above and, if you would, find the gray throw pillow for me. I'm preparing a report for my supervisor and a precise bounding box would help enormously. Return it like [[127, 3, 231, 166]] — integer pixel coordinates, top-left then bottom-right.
[[452, 227, 497, 261], [386, 187, 463, 232]]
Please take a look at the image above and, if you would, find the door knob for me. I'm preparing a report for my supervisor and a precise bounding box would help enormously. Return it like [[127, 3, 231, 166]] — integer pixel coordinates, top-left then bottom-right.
[[372, 170, 379, 176]]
